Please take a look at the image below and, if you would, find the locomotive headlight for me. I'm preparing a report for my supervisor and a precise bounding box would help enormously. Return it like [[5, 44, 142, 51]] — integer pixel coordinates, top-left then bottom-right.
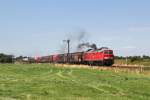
[[104, 57, 113, 59], [104, 57, 109, 59]]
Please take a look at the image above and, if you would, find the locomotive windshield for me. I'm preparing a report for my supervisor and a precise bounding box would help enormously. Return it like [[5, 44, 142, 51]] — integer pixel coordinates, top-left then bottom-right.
[[109, 51, 113, 54], [104, 50, 113, 54]]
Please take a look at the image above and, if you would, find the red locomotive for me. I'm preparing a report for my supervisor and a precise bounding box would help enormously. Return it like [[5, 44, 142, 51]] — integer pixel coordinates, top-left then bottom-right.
[[82, 47, 114, 66], [35, 47, 114, 66]]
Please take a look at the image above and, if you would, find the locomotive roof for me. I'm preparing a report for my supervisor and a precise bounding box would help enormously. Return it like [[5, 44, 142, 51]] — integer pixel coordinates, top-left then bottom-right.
[[86, 47, 111, 52]]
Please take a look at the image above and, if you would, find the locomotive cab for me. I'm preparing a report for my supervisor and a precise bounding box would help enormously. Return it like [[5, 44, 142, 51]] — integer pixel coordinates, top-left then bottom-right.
[[103, 49, 114, 66]]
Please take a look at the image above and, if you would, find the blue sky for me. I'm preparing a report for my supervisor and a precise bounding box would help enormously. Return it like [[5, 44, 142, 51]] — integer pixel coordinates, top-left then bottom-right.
[[0, 0, 150, 57]]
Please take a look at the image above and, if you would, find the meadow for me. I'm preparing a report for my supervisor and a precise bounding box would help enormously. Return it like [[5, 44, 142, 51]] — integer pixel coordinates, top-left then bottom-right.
[[115, 59, 150, 66], [0, 64, 149, 100]]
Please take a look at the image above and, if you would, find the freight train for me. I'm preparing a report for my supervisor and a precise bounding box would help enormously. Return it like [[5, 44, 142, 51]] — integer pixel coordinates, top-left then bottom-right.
[[35, 47, 114, 66]]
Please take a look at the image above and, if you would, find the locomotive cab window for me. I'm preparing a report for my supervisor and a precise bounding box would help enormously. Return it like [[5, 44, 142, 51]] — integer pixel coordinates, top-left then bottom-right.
[[109, 51, 113, 54], [104, 50, 113, 54], [104, 50, 109, 54]]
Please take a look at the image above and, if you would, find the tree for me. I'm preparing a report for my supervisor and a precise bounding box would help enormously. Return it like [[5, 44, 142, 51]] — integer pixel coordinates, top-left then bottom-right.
[[0, 53, 14, 63]]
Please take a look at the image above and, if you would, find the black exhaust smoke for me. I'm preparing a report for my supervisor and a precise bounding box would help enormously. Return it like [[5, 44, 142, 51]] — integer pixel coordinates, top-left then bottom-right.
[[78, 42, 97, 50], [60, 29, 98, 53]]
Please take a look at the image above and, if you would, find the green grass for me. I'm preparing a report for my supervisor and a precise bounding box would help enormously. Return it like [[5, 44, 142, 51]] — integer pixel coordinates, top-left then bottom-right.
[[0, 64, 149, 100], [115, 59, 150, 66]]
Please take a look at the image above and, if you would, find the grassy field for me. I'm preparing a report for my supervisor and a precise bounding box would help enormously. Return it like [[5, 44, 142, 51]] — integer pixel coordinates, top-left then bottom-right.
[[115, 59, 150, 66], [0, 64, 150, 100]]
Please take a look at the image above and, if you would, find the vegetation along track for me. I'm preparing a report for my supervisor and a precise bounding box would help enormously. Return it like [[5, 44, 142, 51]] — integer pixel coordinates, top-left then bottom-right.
[[54, 64, 150, 72]]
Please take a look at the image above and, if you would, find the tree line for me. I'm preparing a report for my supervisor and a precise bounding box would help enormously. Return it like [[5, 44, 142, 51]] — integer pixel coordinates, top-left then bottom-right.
[[0, 53, 150, 63], [0, 53, 34, 63], [115, 55, 150, 62], [0, 53, 14, 63]]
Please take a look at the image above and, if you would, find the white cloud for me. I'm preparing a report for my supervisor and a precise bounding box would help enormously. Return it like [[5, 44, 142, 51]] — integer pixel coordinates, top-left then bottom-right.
[[121, 46, 137, 50], [114, 46, 137, 56], [128, 26, 150, 32]]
